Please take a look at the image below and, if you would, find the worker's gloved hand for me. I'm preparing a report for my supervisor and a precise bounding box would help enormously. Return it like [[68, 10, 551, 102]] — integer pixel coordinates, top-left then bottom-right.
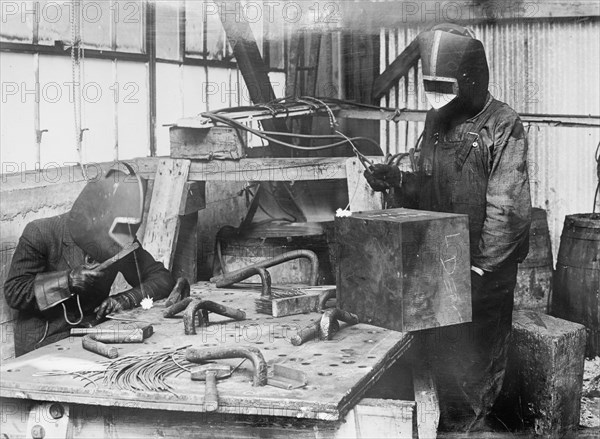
[[94, 294, 133, 319], [364, 164, 402, 192], [68, 266, 104, 294]]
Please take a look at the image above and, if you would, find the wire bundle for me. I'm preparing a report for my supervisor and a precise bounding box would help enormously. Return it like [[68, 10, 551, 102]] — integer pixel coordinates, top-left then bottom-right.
[[76, 346, 194, 396], [200, 96, 383, 166]]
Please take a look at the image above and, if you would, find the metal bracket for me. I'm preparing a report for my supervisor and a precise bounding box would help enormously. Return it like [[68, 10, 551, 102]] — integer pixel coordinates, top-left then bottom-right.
[[267, 364, 307, 390]]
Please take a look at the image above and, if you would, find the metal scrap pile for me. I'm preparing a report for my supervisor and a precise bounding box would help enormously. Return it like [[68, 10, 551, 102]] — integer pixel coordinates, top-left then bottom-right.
[[76, 346, 194, 396]]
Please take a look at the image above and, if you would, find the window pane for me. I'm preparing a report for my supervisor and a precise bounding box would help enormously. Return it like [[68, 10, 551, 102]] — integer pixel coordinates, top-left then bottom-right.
[[155, 0, 181, 60], [185, 0, 204, 56], [81, 0, 111, 49], [205, 3, 226, 60], [115, 0, 144, 53], [0, 1, 34, 42], [265, 1, 285, 69], [38, 0, 71, 46]]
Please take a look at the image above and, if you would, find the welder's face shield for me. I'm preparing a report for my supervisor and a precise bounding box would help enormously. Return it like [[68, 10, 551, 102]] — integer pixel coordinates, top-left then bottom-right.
[[423, 76, 459, 110]]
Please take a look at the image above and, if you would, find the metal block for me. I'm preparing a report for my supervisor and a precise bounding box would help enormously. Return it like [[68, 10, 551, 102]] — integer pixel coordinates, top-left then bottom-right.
[[335, 208, 472, 332]]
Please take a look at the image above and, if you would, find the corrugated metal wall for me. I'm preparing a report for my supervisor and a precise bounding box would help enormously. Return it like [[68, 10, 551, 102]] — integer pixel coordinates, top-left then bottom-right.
[[380, 18, 600, 261]]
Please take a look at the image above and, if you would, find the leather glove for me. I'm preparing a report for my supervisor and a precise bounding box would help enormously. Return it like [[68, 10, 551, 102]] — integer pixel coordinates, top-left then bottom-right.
[[68, 266, 104, 294], [364, 164, 402, 192], [94, 293, 133, 319]]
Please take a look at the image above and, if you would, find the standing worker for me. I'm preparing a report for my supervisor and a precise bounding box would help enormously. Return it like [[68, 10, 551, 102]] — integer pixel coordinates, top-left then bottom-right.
[[4, 165, 175, 357], [365, 24, 532, 431]]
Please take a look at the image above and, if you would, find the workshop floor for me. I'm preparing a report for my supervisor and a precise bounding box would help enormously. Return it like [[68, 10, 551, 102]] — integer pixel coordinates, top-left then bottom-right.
[[581, 356, 600, 428]]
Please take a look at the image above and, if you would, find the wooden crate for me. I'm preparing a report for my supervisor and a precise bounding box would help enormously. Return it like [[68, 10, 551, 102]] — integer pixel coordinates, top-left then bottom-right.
[[336, 208, 471, 332], [170, 126, 246, 160]]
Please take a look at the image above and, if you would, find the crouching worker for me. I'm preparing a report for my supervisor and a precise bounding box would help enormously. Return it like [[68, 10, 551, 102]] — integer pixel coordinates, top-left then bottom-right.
[[4, 164, 174, 356]]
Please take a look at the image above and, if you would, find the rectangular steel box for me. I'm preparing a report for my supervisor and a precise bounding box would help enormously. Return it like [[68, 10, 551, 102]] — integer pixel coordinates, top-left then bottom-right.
[[336, 208, 472, 332]]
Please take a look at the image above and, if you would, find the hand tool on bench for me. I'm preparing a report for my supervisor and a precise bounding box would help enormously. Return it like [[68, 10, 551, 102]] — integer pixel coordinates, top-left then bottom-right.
[[186, 346, 268, 387], [77, 322, 154, 359], [164, 298, 246, 335], [190, 363, 232, 412]]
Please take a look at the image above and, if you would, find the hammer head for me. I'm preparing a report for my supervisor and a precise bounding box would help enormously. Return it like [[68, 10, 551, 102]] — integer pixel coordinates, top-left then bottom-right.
[[191, 363, 232, 381]]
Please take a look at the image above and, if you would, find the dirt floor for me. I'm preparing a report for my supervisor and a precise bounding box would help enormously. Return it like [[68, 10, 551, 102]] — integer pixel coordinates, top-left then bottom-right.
[[580, 356, 600, 428]]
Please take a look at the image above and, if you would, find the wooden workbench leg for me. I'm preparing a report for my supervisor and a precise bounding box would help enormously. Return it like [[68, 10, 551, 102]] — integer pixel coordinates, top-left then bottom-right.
[[413, 367, 440, 439]]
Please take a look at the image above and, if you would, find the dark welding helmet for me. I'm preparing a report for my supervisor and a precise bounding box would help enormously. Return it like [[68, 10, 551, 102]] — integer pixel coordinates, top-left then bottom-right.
[[418, 24, 489, 112], [67, 162, 144, 263]]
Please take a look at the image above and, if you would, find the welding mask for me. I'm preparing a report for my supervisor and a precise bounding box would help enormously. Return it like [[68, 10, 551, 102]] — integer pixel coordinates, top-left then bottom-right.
[[67, 162, 145, 263], [418, 24, 489, 113]]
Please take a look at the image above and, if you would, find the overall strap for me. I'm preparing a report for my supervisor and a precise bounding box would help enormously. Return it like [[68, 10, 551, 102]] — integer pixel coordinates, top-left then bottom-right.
[[455, 99, 504, 171]]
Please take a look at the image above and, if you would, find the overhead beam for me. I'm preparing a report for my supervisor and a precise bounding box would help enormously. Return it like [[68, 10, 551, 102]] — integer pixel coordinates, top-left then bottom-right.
[[336, 108, 600, 128], [372, 38, 420, 101], [218, 0, 290, 156], [342, 1, 600, 29]]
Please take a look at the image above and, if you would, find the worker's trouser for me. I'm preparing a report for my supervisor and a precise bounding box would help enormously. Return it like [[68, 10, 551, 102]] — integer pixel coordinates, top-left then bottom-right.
[[419, 261, 517, 432]]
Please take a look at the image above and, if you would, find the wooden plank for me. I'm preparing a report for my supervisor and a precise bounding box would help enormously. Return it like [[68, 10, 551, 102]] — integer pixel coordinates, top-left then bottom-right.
[[286, 31, 303, 97], [0, 282, 413, 421], [345, 157, 383, 212], [142, 159, 191, 270], [179, 181, 206, 216], [170, 126, 246, 160], [335, 398, 414, 438], [0, 159, 158, 193], [186, 157, 348, 182], [0, 397, 341, 438], [337, 108, 600, 127], [413, 368, 440, 439], [336, 208, 472, 332], [171, 212, 198, 282], [372, 38, 420, 100], [341, 1, 600, 29]]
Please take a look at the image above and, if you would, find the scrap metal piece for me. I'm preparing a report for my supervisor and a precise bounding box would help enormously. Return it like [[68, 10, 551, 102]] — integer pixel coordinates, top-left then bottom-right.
[[165, 277, 191, 307], [186, 346, 267, 387], [267, 364, 307, 389], [318, 287, 337, 310], [163, 297, 193, 318], [320, 308, 359, 340], [213, 250, 319, 287], [165, 298, 246, 335], [183, 298, 206, 335], [290, 321, 321, 346]]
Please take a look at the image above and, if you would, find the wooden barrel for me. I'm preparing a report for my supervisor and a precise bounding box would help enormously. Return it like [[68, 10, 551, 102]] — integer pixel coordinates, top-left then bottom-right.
[[514, 208, 553, 313], [552, 213, 600, 357]]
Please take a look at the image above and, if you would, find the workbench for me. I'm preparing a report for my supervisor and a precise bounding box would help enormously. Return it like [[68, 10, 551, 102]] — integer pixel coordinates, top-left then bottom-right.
[[0, 282, 415, 438]]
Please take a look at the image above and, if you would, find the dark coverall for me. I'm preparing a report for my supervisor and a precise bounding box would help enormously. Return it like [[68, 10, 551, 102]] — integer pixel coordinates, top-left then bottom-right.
[[4, 213, 174, 357], [399, 93, 532, 430]]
